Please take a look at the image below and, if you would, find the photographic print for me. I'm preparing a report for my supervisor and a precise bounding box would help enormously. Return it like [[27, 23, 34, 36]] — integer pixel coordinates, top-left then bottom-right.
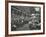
[[5, 1, 45, 36], [11, 6, 41, 31]]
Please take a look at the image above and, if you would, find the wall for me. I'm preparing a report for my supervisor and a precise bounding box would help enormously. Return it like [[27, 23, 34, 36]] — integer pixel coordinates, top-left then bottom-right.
[[0, 0, 46, 37]]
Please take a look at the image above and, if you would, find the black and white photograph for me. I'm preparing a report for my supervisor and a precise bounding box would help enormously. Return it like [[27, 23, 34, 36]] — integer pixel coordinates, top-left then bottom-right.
[[8, 2, 44, 35], [11, 6, 41, 31]]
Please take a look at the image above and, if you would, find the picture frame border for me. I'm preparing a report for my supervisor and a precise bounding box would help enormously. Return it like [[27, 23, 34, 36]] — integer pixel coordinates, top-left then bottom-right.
[[5, 0, 45, 37]]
